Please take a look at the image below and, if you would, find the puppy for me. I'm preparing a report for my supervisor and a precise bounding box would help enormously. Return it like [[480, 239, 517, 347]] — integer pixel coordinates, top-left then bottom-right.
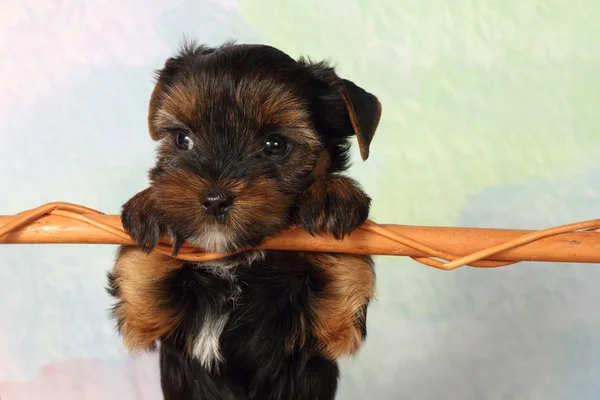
[[107, 41, 382, 400]]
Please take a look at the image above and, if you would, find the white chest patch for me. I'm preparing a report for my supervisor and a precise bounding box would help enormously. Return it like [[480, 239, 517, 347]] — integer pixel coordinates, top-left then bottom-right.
[[192, 310, 230, 371], [189, 252, 263, 371]]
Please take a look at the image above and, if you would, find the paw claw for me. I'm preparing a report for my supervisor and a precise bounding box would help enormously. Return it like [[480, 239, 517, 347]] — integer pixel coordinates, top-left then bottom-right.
[[171, 235, 185, 257], [121, 189, 168, 253]]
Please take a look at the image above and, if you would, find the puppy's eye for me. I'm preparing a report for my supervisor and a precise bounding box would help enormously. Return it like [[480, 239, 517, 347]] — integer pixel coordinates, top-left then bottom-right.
[[175, 132, 194, 150], [262, 134, 289, 158]]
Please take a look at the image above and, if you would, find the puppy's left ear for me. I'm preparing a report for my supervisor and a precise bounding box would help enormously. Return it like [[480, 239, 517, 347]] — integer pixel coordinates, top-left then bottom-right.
[[339, 79, 382, 161]]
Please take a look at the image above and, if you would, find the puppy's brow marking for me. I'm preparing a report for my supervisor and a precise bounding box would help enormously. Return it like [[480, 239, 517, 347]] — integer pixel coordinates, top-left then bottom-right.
[[153, 109, 186, 132]]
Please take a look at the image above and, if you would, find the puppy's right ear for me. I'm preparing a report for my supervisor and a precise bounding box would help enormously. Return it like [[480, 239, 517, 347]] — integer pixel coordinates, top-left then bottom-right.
[[147, 57, 184, 141], [148, 82, 163, 141]]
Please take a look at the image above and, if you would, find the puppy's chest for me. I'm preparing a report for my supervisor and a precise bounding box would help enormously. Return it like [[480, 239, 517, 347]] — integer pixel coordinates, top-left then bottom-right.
[[189, 267, 242, 370], [189, 257, 308, 370]]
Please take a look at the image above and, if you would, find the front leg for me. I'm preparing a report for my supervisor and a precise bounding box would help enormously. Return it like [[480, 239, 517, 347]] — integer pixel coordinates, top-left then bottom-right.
[[106, 247, 183, 352], [107, 188, 186, 351], [295, 175, 371, 239], [305, 253, 375, 361]]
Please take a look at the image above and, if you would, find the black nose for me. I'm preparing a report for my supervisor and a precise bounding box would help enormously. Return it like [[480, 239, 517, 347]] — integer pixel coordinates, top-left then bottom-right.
[[202, 189, 233, 217]]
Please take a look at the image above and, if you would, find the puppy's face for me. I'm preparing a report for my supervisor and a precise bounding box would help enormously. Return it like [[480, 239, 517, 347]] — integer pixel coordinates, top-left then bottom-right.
[[145, 43, 380, 253]]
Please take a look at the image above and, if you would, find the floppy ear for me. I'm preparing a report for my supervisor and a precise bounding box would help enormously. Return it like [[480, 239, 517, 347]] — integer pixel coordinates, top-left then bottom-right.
[[339, 79, 382, 161], [147, 77, 164, 141], [147, 57, 183, 141]]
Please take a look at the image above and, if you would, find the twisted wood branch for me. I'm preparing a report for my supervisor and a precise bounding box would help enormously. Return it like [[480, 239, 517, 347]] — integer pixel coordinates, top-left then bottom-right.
[[1, 202, 599, 270]]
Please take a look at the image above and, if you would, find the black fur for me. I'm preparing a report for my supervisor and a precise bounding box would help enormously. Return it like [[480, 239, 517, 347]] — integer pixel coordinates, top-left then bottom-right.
[[144, 252, 340, 400], [107, 41, 380, 400]]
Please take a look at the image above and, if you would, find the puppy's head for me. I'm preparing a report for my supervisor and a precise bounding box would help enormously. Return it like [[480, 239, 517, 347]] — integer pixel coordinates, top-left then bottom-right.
[[146, 42, 381, 253]]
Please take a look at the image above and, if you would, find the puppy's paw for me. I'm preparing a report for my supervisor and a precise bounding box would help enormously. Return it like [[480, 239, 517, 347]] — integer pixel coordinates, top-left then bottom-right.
[[121, 188, 168, 253], [296, 175, 371, 239]]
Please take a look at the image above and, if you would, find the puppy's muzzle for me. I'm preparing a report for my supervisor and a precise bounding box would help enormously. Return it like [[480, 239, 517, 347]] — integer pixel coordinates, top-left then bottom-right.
[[201, 188, 234, 218]]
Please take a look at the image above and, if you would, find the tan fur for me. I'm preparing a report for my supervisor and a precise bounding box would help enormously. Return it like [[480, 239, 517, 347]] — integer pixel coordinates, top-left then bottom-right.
[[153, 171, 291, 238], [111, 247, 184, 351], [312, 150, 331, 178], [159, 79, 201, 124], [235, 76, 320, 149], [148, 83, 163, 140], [306, 253, 375, 360], [153, 170, 212, 216], [152, 109, 187, 133], [233, 178, 290, 214], [148, 71, 322, 151]]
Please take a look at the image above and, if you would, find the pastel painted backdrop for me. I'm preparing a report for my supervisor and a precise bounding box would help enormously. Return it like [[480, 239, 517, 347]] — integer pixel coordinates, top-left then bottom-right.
[[1, 1, 600, 399]]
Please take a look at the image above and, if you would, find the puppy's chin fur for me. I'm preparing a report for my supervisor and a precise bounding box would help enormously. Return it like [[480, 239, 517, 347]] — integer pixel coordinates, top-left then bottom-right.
[[188, 224, 236, 253], [186, 223, 280, 256]]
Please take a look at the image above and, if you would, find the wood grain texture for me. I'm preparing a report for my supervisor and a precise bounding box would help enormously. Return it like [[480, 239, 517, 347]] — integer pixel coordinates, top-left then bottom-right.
[[1, 213, 600, 264]]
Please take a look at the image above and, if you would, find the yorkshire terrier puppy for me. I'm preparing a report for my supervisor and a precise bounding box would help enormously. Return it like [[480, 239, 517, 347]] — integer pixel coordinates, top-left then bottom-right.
[[107, 41, 381, 400]]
